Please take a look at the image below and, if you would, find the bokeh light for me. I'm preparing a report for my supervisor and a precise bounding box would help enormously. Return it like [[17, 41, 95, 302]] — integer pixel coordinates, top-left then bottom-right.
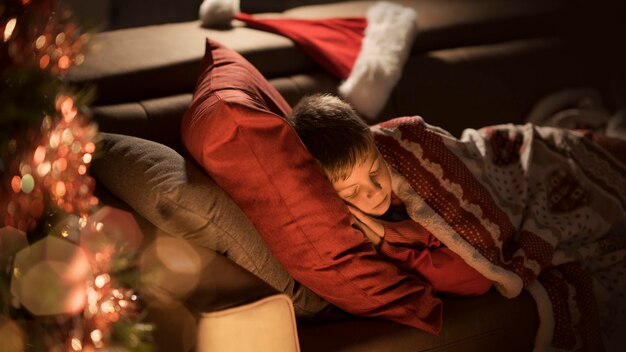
[[0, 226, 28, 268], [11, 236, 92, 316], [3, 18, 16, 42], [140, 236, 202, 303], [80, 206, 143, 256], [0, 316, 25, 352], [48, 214, 81, 242], [1, 99, 99, 231]]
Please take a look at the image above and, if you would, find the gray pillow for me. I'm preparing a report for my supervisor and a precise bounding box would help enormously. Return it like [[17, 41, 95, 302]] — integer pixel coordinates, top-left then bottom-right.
[[91, 132, 329, 317]]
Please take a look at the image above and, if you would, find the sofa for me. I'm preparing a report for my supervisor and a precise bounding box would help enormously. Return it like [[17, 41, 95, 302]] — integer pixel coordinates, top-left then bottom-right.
[[66, 0, 625, 350]]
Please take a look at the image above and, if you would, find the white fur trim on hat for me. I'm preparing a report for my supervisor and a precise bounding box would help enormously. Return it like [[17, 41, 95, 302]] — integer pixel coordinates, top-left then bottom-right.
[[199, 0, 240, 28], [339, 1, 418, 120]]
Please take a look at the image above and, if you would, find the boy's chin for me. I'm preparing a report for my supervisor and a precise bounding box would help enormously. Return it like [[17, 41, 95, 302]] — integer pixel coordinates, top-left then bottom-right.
[[368, 196, 391, 216], [368, 208, 388, 217]]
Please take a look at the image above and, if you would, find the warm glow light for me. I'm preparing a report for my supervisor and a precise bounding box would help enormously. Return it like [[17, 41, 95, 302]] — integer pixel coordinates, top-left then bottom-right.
[[62, 128, 74, 144], [71, 337, 82, 351], [58, 55, 70, 70], [101, 300, 114, 313], [3, 18, 16, 42], [20, 174, 34, 194], [39, 54, 50, 69], [37, 161, 51, 177], [58, 143, 68, 157], [16, 262, 79, 316], [64, 284, 87, 315], [54, 158, 68, 173], [49, 133, 60, 148], [84, 142, 95, 153], [156, 238, 201, 274], [55, 32, 65, 45], [87, 288, 98, 305], [41, 115, 52, 130], [33, 145, 46, 164], [10, 176, 21, 193], [59, 96, 74, 114], [90, 329, 102, 343], [75, 53, 84, 65], [82, 153, 92, 164], [79, 216, 87, 229], [95, 274, 110, 288], [35, 35, 46, 49], [19, 164, 31, 176], [71, 141, 82, 153], [140, 236, 201, 302], [64, 250, 92, 282], [54, 181, 66, 197]]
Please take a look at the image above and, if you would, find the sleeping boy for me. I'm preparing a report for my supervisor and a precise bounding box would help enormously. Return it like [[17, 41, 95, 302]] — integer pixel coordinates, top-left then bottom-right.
[[287, 94, 492, 296]]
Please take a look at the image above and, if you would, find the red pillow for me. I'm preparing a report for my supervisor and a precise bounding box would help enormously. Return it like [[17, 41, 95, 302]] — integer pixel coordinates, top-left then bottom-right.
[[181, 39, 443, 334]]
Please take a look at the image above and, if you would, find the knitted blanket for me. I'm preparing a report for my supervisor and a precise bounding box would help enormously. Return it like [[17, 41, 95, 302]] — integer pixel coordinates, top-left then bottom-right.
[[371, 116, 626, 351]]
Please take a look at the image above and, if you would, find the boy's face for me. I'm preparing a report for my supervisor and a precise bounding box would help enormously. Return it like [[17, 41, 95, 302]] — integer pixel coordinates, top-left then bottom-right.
[[332, 149, 392, 216]]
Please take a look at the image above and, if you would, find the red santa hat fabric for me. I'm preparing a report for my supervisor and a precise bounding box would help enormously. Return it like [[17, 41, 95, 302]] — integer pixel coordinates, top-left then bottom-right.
[[233, 13, 366, 80], [199, 0, 417, 119]]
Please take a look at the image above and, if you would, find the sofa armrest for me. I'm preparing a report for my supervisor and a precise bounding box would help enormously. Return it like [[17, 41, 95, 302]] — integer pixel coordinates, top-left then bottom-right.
[[143, 248, 281, 352], [197, 294, 300, 352]]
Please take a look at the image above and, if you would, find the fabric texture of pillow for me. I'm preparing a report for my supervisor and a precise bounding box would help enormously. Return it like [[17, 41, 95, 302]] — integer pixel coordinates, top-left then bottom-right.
[[91, 132, 330, 317], [181, 38, 443, 333]]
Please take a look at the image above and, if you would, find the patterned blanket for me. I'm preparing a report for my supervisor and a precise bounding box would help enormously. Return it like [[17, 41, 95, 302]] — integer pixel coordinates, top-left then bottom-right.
[[371, 116, 626, 351]]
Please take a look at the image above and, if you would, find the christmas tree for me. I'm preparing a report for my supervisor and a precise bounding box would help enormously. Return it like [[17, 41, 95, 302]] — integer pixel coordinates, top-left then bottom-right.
[[1, 0, 153, 350]]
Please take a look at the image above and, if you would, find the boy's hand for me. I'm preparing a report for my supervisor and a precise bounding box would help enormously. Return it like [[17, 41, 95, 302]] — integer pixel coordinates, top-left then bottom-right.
[[348, 205, 385, 245]]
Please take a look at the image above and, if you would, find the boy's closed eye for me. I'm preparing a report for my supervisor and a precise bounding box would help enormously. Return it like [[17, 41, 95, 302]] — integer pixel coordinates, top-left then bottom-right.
[[341, 159, 382, 200], [345, 187, 359, 199]]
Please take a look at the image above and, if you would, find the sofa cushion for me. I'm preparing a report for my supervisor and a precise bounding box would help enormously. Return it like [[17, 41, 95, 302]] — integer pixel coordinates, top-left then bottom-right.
[[181, 38, 444, 333], [91, 132, 330, 317]]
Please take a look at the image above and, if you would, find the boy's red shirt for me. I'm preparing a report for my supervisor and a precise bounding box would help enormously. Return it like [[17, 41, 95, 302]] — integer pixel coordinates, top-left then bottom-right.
[[376, 193, 492, 296]]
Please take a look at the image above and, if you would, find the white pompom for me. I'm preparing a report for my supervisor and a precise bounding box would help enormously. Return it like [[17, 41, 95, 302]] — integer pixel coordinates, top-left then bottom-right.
[[339, 1, 418, 120], [199, 0, 240, 28]]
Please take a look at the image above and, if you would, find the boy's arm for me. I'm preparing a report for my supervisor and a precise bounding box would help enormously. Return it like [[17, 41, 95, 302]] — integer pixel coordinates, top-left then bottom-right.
[[377, 242, 492, 296], [350, 207, 491, 295], [382, 219, 441, 248]]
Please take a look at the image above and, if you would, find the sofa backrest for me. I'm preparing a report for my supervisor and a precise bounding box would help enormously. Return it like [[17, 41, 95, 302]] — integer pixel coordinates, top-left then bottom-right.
[[66, 0, 625, 148]]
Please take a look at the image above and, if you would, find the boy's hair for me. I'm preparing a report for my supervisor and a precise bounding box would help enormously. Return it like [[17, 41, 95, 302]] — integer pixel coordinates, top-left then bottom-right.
[[287, 94, 375, 182]]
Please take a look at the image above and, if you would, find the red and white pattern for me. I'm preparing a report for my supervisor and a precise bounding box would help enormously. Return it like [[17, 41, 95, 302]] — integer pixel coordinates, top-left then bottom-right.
[[371, 116, 626, 351]]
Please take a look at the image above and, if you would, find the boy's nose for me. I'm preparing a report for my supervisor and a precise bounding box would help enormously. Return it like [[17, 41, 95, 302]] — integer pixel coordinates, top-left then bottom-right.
[[365, 182, 382, 198]]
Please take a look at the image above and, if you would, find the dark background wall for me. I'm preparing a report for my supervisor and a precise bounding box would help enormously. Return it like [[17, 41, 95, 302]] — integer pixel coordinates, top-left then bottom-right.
[[61, 0, 340, 31]]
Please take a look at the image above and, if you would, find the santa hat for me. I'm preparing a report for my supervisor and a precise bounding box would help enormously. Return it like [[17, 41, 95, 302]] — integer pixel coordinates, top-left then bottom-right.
[[199, 0, 417, 120]]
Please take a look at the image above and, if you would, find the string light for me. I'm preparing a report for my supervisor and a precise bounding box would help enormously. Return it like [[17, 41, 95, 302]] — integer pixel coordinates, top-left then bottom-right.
[[2, 95, 98, 231], [1, 1, 152, 350], [3, 17, 16, 41]]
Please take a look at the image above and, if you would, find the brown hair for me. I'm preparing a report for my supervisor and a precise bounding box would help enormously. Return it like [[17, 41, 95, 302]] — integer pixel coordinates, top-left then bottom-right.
[[287, 94, 375, 182]]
